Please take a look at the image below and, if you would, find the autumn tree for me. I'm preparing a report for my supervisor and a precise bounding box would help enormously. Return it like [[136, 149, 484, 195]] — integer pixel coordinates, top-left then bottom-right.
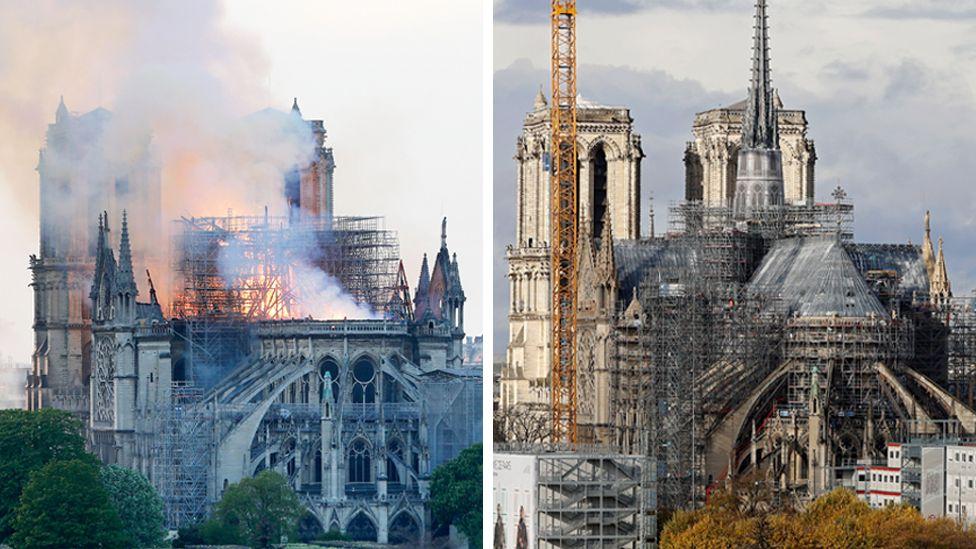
[[662, 486, 976, 549]]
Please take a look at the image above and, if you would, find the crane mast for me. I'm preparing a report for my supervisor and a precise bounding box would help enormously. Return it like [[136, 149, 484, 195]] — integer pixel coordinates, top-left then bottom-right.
[[550, 0, 579, 444]]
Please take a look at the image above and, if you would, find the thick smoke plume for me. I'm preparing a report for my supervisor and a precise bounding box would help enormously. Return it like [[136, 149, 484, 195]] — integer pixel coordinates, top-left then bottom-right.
[[0, 1, 369, 367], [214, 224, 378, 321]]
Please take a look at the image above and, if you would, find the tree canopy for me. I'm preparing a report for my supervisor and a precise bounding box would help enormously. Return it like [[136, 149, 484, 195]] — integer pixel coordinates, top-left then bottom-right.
[[662, 486, 976, 548], [101, 464, 166, 548], [10, 459, 127, 549], [430, 443, 483, 549], [0, 409, 92, 540], [210, 470, 304, 548]]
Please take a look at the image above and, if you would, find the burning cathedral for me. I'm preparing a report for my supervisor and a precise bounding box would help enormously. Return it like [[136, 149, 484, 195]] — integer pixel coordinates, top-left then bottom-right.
[[28, 98, 481, 544]]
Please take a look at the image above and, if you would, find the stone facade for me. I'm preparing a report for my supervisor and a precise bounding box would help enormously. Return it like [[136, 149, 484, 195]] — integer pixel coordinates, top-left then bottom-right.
[[87, 219, 477, 544], [28, 99, 161, 419], [684, 95, 817, 208], [501, 92, 643, 414]]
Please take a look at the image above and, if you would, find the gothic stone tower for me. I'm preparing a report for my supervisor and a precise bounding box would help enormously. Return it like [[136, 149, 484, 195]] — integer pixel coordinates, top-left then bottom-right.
[[286, 98, 336, 224], [685, 97, 815, 209], [28, 98, 161, 417], [89, 212, 169, 472], [502, 91, 643, 410], [684, 3, 815, 212]]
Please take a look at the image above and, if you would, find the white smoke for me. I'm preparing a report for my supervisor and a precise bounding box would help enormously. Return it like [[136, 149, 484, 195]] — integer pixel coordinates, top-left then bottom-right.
[[213, 223, 379, 321], [0, 0, 369, 330]]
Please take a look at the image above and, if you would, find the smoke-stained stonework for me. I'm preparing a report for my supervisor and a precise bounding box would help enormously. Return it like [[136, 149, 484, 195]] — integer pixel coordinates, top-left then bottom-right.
[[28, 99, 481, 544]]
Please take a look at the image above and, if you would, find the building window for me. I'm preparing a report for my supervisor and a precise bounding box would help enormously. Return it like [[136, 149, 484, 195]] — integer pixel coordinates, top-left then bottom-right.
[[351, 358, 377, 404], [319, 359, 340, 403], [348, 439, 372, 483]]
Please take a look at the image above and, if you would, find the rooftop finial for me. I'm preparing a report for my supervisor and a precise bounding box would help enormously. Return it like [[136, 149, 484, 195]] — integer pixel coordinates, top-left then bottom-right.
[[742, 0, 778, 150], [534, 86, 548, 110], [292, 97, 301, 115], [55, 95, 69, 123], [117, 210, 137, 294], [441, 217, 448, 249]]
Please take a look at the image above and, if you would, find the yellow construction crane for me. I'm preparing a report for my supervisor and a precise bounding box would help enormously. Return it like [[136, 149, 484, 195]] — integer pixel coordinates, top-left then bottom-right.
[[550, 0, 578, 444]]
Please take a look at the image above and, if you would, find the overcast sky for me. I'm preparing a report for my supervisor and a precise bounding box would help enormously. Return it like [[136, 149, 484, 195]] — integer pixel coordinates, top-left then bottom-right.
[[0, 0, 483, 362], [493, 0, 976, 357]]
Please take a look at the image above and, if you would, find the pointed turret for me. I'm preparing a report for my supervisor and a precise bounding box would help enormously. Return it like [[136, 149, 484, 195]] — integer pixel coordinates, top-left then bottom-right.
[[534, 86, 548, 111], [733, 0, 785, 221], [291, 97, 301, 116], [116, 211, 137, 296], [596, 209, 615, 284], [922, 210, 936, 281], [742, 0, 778, 151], [414, 254, 431, 318], [55, 95, 69, 123], [932, 237, 951, 303]]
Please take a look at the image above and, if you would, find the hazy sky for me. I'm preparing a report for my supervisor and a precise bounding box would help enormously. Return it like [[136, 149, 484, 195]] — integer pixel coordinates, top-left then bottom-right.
[[494, 0, 976, 356], [0, 0, 483, 361]]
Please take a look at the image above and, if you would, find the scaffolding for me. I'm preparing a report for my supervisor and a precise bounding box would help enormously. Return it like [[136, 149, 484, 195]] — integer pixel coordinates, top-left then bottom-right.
[[534, 453, 655, 548], [151, 383, 214, 529], [170, 214, 400, 320], [169, 214, 401, 389], [667, 197, 853, 242], [945, 296, 976, 407]]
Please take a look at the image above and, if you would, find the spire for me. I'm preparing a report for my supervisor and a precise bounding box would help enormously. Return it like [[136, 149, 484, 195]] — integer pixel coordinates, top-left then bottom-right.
[[922, 210, 936, 282], [291, 97, 301, 116], [55, 95, 69, 123], [417, 254, 430, 295], [732, 0, 785, 221], [597, 208, 615, 283], [534, 86, 548, 110], [117, 210, 137, 295], [932, 237, 951, 303], [741, 0, 778, 151], [441, 217, 448, 250], [414, 253, 432, 320], [146, 269, 158, 305]]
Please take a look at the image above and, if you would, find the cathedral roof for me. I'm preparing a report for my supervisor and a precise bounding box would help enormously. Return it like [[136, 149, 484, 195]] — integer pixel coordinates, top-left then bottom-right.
[[749, 236, 889, 319], [613, 238, 698, 301], [845, 243, 929, 297]]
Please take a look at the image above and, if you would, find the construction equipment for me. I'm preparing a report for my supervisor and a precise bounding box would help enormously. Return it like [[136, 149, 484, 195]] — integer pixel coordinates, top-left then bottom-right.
[[550, 0, 579, 444]]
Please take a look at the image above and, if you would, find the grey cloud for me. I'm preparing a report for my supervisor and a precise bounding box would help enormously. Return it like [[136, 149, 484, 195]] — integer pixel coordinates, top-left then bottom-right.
[[493, 0, 747, 24], [862, 1, 976, 20], [819, 60, 871, 82], [494, 56, 976, 357]]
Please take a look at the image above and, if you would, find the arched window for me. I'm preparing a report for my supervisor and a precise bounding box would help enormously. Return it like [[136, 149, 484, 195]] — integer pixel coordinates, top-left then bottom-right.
[[592, 145, 608, 239], [314, 450, 322, 483], [319, 359, 340, 403], [351, 358, 376, 404], [348, 439, 372, 483], [346, 512, 378, 542]]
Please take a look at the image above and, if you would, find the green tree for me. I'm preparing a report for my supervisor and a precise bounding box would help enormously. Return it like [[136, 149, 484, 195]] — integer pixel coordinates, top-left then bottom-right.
[[100, 464, 166, 548], [430, 443, 482, 549], [211, 470, 304, 548], [9, 459, 127, 549], [0, 409, 92, 539]]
